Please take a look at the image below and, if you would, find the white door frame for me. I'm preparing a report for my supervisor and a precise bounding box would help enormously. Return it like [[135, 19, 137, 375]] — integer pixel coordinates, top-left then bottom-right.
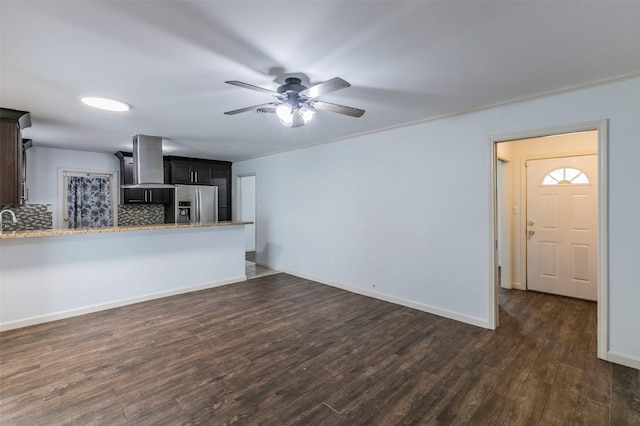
[[497, 156, 512, 291], [57, 168, 119, 229], [236, 173, 257, 253], [489, 119, 608, 360]]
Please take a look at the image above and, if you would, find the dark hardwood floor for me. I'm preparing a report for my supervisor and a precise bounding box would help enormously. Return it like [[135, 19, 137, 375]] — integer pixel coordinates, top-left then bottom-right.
[[1, 274, 638, 425]]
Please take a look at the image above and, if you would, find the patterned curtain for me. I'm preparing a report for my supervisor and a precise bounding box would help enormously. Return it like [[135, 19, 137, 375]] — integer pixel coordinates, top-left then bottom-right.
[[67, 176, 113, 228]]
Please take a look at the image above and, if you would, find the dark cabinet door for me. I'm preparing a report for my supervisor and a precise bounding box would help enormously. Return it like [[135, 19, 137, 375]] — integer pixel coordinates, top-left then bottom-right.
[[120, 155, 143, 203], [122, 155, 134, 183], [148, 188, 169, 204], [192, 163, 212, 185], [124, 188, 146, 203], [0, 109, 30, 205], [169, 160, 212, 184], [116, 152, 169, 204], [170, 161, 193, 184], [124, 188, 167, 204], [211, 162, 231, 221]]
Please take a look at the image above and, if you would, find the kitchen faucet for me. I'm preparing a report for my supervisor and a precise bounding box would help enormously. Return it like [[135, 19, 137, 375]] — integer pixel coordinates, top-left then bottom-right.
[[0, 209, 18, 234]]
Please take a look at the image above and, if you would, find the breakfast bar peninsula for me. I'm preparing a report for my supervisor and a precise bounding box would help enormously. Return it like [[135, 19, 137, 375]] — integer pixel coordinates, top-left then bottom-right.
[[0, 222, 252, 330]]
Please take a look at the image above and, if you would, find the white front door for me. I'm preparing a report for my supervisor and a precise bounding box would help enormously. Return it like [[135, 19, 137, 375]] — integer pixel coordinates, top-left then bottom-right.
[[526, 155, 597, 300]]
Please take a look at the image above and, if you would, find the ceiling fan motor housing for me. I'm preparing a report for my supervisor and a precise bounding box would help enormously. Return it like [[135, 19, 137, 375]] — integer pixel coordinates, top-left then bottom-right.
[[277, 78, 307, 95]]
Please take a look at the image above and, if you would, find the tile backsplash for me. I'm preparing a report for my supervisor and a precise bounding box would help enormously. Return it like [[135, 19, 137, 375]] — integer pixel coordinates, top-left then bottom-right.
[[0, 204, 166, 231], [117, 204, 165, 226], [0, 204, 53, 231]]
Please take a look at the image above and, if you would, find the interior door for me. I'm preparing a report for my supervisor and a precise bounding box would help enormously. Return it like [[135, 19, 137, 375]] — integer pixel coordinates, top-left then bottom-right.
[[526, 155, 597, 300]]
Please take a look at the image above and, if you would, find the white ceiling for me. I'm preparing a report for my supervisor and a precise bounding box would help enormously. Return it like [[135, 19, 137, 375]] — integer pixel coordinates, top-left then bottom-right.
[[1, 1, 639, 162]]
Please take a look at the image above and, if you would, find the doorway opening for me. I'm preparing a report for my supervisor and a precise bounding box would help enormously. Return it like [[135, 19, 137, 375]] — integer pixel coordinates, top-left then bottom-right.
[[490, 120, 608, 360], [237, 174, 256, 255], [237, 173, 279, 280]]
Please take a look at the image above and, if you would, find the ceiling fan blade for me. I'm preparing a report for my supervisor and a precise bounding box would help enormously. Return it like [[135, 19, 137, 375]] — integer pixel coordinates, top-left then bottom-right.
[[224, 103, 276, 115], [309, 101, 365, 118], [301, 77, 351, 98], [225, 81, 280, 96]]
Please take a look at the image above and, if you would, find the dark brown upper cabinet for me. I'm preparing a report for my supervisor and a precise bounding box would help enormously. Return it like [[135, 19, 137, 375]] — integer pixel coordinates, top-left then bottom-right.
[[115, 152, 170, 204], [168, 159, 213, 185], [0, 108, 31, 205], [165, 156, 232, 221]]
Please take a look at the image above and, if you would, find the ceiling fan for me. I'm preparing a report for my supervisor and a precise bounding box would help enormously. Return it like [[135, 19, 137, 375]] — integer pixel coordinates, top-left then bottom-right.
[[223, 77, 365, 127]]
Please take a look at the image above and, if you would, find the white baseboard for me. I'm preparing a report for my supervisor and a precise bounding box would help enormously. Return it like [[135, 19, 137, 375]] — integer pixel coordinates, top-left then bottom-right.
[[0, 275, 246, 332], [606, 351, 640, 370], [511, 282, 524, 290], [273, 266, 491, 329]]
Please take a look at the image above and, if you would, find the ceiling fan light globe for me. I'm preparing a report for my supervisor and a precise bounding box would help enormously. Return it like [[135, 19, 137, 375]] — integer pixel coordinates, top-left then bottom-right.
[[275, 104, 293, 122], [278, 117, 293, 127], [299, 106, 315, 123]]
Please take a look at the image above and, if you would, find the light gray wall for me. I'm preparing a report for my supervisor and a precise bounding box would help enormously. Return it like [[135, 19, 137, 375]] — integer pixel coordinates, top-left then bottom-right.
[[233, 77, 640, 367], [26, 146, 120, 227]]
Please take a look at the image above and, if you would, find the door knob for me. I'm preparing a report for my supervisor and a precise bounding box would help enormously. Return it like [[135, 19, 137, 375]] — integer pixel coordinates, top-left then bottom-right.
[[528, 220, 534, 226], [528, 230, 535, 236]]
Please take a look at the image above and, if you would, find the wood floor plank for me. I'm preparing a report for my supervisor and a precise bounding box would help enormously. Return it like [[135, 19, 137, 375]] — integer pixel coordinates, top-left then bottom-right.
[[431, 363, 502, 425], [289, 402, 341, 425], [491, 336, 545, 399], [0, 274, 635, 425], [466, 391, 515, 425], [611, 363, 640, 426], [540, 371, 581, 424], [356, 368, 440, 425], [573, 396, 610, 426], [506, 375, 552, 425], [580, 356, 612, 406]]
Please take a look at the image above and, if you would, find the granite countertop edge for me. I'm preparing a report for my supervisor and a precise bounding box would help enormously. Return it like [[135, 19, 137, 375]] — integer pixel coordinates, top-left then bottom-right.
[[0, 221, 253, 239]]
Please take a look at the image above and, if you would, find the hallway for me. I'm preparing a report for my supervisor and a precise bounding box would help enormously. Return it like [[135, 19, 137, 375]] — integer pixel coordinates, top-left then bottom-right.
[[245, 251, 280, 280]]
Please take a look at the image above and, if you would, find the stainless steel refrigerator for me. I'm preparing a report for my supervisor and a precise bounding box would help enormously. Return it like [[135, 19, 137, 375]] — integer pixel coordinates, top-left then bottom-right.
[[173, 185, 218, 224]]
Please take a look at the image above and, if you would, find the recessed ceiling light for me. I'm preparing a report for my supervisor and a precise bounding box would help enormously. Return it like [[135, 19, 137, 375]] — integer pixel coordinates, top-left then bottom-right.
[[81, 96, 130, 112]]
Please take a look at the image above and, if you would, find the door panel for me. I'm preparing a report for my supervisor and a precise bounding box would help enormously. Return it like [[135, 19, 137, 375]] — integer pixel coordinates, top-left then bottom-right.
[[572, 195, 589, 229], [572, 245, 590, 281], [526, 155, 597, 300], [541, 195, 558, 229], [540, 242, 558, 277]]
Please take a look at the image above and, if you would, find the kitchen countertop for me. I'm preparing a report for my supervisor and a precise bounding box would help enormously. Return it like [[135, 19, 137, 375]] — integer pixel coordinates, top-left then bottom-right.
[[0, 221, 253, 239]]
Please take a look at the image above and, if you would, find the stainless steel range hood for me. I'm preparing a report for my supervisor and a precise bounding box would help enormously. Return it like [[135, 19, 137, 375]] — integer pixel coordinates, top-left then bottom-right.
[[121, 134, 176, 189]]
